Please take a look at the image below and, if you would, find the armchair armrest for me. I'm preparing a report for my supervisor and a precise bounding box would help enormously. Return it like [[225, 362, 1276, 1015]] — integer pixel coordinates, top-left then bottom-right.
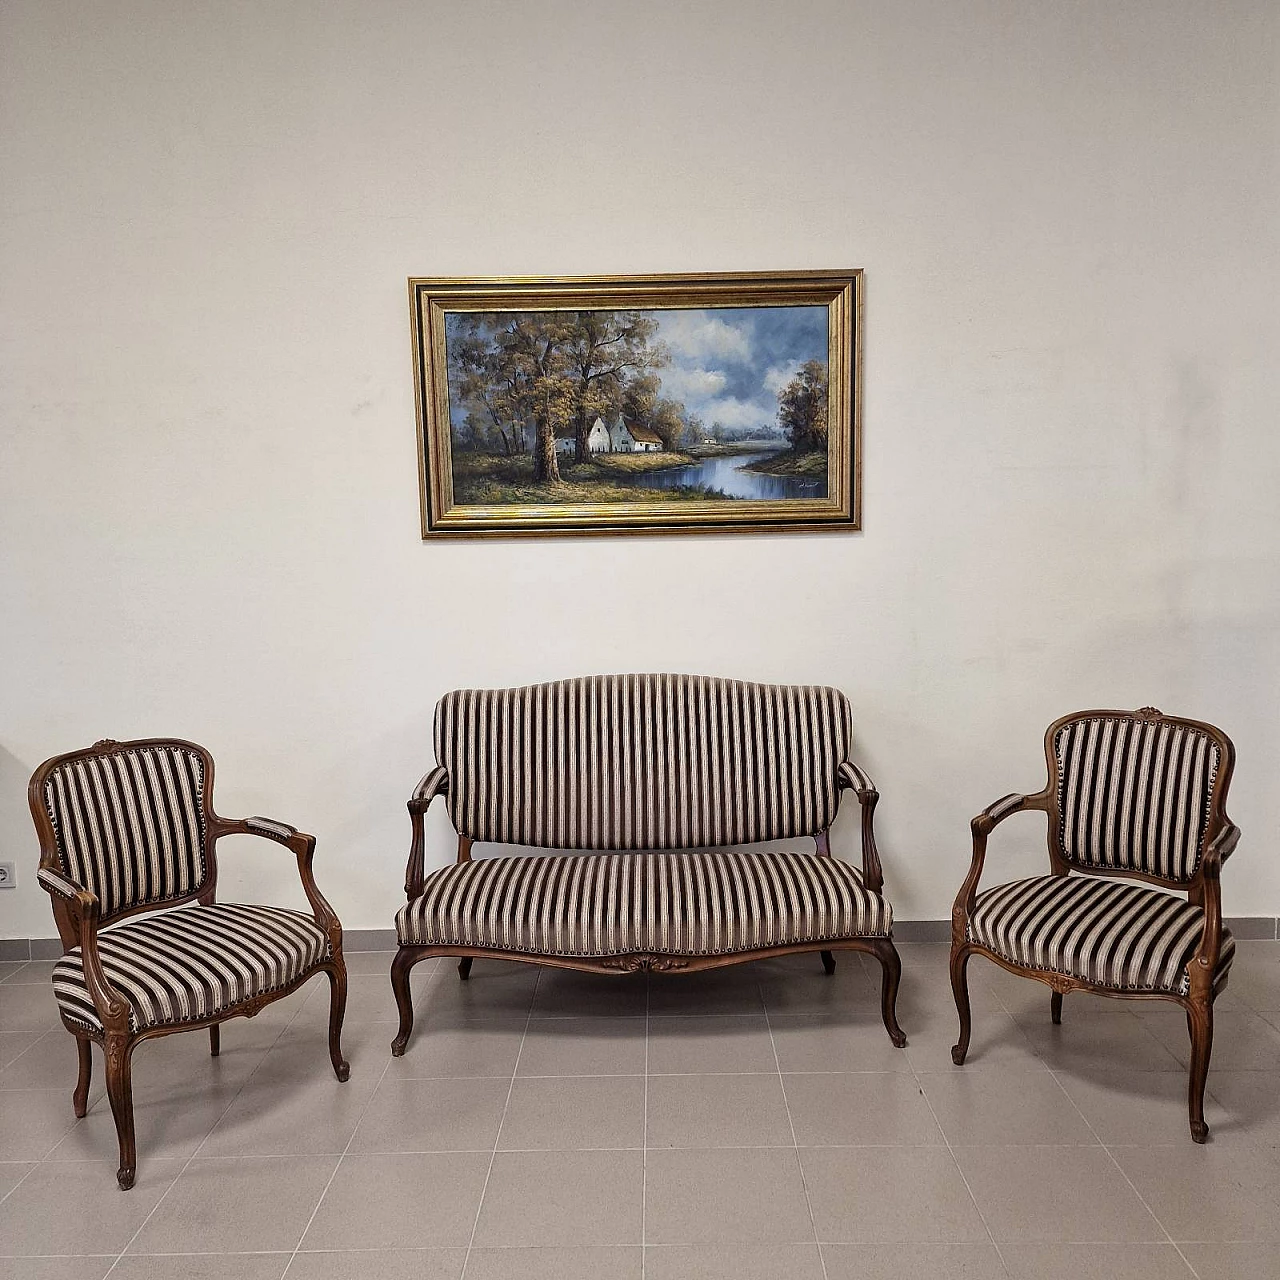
[[952, 789, 1052, 942], [405, 765, 449, 900], [244, 815, 298, 844], [37, 865, 88, 903], [214, 815, 341, 947], [1188, 820, 1241, 990], [836, 761, 884, 894], [36, 867, 131, 1031]]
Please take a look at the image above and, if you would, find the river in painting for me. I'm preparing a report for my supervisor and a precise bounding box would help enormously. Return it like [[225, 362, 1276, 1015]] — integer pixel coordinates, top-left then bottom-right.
[[627, 446, 826, 501]]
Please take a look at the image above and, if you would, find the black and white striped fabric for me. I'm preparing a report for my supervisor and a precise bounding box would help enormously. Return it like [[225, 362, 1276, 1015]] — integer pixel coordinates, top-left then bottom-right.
[[41, 745, 208, 921], [397, 851, 891, 956], [434, 676, 855, 850], [968, 875, 1235, 995], [51, 902, 330, 1033], [1054, 716, 1221, 883]]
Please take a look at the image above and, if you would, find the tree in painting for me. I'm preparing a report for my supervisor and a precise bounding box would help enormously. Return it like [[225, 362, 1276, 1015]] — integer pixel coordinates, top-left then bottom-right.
[[777, 359, 828, 454]]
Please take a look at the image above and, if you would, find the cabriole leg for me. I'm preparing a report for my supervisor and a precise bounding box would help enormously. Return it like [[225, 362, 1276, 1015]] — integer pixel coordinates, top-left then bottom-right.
[[1187, 999, 1214, 1143], [820, 950, 836, 975], [327, 964, 350, 1082], [104, 1034, 136, 1190], [1051, 991, 1063, 1025], [390, 949, 418, 1057], [871, 938, 907, 1047], [73, 1035, 92, 1117], [950, 945, 973, 1065]]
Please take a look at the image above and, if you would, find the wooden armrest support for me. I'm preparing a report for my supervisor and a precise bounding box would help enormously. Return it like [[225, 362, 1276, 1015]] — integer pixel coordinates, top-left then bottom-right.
[[36, 868, 131, 1030], [214, 816, 341, 946], [836, 761, 884, 894], [952, 789, 1052, 941], [405, 766, 450, 900]]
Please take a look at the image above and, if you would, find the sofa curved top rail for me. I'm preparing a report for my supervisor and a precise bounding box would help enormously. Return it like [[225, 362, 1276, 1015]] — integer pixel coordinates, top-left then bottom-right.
[[432, 673, 856, 852]]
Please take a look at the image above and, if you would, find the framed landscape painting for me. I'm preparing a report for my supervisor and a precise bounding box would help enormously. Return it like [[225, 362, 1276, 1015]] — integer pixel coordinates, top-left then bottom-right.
[[409, 270, 862, 538]]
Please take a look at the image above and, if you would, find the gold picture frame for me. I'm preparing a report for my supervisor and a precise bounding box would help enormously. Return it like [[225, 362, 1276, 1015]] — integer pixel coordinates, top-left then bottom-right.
[[410, 270, 862, 538]]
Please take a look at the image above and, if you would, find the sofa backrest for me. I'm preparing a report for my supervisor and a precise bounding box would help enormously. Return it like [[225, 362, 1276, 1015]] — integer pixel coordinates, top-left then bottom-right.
[[434, 674, 855, 850]]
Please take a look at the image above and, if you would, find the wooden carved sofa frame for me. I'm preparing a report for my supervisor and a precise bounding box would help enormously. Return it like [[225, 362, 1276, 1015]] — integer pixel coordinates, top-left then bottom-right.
[[390, 675, 906, 1055]]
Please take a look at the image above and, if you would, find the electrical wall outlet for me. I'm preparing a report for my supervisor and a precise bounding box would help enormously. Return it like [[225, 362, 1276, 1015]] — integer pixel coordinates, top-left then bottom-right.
[[0, 862, 15, 889]]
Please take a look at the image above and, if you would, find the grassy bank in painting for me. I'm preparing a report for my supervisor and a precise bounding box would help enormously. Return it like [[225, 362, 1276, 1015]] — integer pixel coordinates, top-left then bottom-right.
[[452, 450, 738, 505], [741, 448, 827, 477]]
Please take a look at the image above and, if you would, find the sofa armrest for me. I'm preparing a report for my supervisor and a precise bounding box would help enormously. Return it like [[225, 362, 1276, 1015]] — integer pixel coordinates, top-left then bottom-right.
[[405, 766, 450, 899], [836, 761, 884, 894]]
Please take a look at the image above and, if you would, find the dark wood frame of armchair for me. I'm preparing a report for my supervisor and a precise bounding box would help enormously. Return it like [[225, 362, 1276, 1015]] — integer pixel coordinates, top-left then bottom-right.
[[950, 707, 1239, 1142], [30, 737, 350, 1190], [390, 766, 906, 1055]]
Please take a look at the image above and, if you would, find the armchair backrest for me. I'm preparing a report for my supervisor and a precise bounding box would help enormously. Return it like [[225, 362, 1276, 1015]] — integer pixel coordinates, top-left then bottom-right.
[[1048, 709, 1232, 885], [31, 739, 212, 923], [434, 674, 855, 850]]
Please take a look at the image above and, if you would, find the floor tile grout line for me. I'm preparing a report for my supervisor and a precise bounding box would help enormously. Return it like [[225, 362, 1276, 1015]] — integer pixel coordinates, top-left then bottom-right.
[[0, 1025, 61, 1207], [458, 966, 541, 1280], [641, 972, 649, 1280], [1044, 1065, 1204, 1280], [760, 977, 829, 1280], [898, 969, 1013, 1278], [280, 1005, 401, 1279], [100, 981, 317, 1278]]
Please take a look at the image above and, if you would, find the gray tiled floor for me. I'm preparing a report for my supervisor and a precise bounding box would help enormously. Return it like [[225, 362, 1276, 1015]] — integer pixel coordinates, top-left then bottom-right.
[[2, 943, 1280, 1278]]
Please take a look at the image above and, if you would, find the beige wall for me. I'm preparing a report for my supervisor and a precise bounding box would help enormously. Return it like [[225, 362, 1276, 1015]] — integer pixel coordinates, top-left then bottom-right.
[[2, 0, 1278, 937]]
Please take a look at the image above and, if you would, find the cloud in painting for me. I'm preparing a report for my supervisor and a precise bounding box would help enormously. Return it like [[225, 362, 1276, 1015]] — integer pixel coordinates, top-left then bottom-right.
[[762, 360, 802, 397], [657, 366, 729, 401], [696, 396, 771, 431], [657, 311, 754, 364]]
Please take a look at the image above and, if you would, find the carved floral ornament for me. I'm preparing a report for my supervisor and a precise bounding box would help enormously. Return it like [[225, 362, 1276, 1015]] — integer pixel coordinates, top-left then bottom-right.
[[599, 954, 692, 974]]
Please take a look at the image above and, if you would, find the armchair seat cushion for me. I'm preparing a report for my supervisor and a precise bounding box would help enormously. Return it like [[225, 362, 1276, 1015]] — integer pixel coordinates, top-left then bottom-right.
[[52, 902, 331, 1033], [397, 850, 891, 957], [968, 874, 1235, 995]]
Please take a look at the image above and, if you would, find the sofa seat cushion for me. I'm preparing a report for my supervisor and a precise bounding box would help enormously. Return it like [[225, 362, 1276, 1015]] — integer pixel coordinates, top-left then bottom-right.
[[968, 875, 1234, 995], [397, 851, 891, 957], [52, 902, 331, 1033]]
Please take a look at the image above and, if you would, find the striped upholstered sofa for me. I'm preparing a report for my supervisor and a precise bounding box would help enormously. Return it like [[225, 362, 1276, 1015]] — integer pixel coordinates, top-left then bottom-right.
[[390, 674, 905, 1054]]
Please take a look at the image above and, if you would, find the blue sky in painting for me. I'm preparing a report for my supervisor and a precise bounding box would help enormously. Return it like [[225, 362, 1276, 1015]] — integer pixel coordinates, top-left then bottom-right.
[[645, 306, 827, 435], [444, 304, 828, 437]]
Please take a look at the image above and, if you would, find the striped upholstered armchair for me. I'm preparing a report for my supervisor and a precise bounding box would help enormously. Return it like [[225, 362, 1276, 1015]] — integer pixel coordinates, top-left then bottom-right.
[[950, 707, 1238, 1141], [391, 674, 905, 1056], [30, 738, 349, 1189]]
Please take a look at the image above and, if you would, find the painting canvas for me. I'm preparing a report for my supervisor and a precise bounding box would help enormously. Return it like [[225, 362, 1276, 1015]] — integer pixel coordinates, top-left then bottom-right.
[[410, 272, 861, 537]]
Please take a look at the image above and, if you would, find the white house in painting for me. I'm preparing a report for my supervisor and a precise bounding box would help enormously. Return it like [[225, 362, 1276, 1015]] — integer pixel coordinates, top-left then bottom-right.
[[554, 416, 665, 456], [609, 417, 664, 453], [554, 418, 612, 456]]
